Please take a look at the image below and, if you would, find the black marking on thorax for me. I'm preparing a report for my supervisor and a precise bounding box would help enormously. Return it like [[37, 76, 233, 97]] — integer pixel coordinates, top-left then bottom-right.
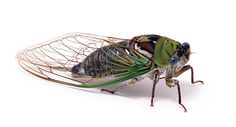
[[130, 34, 160, 57]]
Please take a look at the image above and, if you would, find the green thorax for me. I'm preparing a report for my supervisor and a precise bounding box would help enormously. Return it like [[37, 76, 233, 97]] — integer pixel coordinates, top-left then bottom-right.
[[153, 36, 180, 69]]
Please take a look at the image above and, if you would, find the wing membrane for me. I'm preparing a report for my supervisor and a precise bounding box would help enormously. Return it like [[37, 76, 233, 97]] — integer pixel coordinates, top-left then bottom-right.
[[17, 32, 151, 88]]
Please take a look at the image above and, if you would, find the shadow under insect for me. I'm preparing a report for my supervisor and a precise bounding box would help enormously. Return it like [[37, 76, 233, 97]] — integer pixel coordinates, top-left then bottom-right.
[[99, 78, 202, 102]]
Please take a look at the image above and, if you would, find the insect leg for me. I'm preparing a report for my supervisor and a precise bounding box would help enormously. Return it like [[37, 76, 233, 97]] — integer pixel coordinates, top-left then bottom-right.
[[101, 84, 128, 94], [176, 81, 187, 112], [101, 76, 145, 94], [175, 65, 204, 84], [165, 78, 187, 112], [150, 71, 161, 107]]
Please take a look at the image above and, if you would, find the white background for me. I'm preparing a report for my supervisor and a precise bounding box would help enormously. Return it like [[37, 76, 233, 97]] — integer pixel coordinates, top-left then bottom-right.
[[0, 0, 236, 127]]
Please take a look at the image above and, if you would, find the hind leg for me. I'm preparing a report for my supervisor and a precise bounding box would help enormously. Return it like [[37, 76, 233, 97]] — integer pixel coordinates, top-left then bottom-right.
[[101, 76, 145, 94]]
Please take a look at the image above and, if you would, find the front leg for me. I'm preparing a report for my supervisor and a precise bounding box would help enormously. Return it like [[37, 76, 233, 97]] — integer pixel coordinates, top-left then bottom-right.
[[175, 65, 204, 85], [164, 65, 203, 112]]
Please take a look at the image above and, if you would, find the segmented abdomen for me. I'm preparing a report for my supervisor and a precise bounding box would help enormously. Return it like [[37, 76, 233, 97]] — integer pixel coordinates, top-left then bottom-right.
[[71, 41, 130, 77]]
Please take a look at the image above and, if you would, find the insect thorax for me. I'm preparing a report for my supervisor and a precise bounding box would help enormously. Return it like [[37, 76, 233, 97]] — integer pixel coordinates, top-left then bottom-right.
[[129, 35, 180, 69], [130, 35, 160, 59], [152, 37, 181, 69]]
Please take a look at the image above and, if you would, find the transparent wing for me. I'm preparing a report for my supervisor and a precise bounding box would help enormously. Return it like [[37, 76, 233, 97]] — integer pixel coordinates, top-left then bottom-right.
[[17, 32, 151, 88]]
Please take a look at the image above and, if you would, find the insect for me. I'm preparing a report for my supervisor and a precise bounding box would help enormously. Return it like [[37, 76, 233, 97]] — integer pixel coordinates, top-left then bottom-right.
[[17, 32, 203, 112]]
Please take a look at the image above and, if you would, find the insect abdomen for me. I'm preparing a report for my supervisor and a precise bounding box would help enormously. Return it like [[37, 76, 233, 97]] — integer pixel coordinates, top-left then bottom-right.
[[71, 41, 130, 77]]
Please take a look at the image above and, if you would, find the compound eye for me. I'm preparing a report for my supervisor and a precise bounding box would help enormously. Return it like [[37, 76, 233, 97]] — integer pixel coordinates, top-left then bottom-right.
[[182, 42, 190, 50], [176, 48, 184, 57], [169, 54, 179, 65]]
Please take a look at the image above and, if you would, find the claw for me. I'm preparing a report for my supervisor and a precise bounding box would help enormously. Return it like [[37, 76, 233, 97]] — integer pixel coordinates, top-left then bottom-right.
[[179, 103, 187, 112], [192, 80, 204, 85], [101, 89, 115, 94]]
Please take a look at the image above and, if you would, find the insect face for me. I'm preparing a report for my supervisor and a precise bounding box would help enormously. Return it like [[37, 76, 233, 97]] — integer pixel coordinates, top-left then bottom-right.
[[169, 42, 191, 70]]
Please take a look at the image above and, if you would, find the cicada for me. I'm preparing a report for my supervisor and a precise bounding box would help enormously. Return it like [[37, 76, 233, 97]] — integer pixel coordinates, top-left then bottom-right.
[[17, 32, 203, 112]]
